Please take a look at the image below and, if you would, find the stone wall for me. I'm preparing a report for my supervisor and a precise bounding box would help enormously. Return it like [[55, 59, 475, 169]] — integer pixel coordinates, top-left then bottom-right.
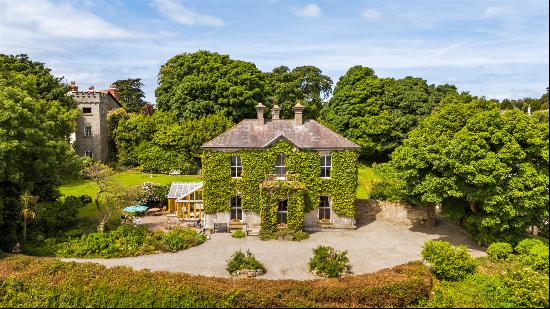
[[304, 207, 356, 231], [355, 199, 435, 227]]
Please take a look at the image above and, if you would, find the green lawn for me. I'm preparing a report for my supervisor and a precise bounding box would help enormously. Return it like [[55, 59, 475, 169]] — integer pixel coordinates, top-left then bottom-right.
[[60, 170, 201, 219], [356, 165, 379, 199], [61, 167, 377, 219]]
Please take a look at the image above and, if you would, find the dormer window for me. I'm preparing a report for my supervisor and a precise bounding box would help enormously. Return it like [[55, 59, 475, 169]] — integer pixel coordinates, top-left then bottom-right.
[[231, 155, 242, 178], [274, 154, 286, 178]]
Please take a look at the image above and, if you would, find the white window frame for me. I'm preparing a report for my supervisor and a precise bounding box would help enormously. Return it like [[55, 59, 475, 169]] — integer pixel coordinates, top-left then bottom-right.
[[84, 126, 92, 137], [319, 196, 331, 221], [274, 154, 287, 179], [230, 196, 242, 221], [320, 155, 331, 178], [84, 150, 93, 159], [230, 155, 242, 178]]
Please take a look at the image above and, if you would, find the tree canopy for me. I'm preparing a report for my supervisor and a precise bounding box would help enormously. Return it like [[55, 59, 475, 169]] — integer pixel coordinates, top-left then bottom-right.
[[113, 78, 146, 113], [155, 51, 267, 123], [265, 65, 332, 119], [113, 111, 233, 173], [0, 54, 81, 250], [320, 66, 458, 161], [387, 95, 549, 244]]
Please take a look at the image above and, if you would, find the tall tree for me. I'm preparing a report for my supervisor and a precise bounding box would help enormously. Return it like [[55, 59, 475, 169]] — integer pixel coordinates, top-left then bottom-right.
[[0, 54, 81, 250], [113, 78, 146, 113], [265, 65, 333, 119], [389, 96, 549, 244], [156, 51, 267, 123], [320, 65, 458, 161]]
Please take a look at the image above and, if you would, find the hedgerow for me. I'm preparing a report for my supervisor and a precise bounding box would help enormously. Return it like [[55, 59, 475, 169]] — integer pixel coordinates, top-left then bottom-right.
[[0, 255, 431, 308]]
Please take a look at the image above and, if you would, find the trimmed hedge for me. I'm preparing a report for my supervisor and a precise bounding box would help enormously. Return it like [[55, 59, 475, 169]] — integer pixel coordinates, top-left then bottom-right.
[[0, 255, 431, 308], [486, 242, 513, 261], [421, 240, 478, 281]]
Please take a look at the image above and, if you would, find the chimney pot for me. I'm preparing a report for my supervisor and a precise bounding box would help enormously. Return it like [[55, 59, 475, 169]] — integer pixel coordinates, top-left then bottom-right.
[[255, 103, 265, 125], [69, 81, 78, 92], [293, 102, 305, 125], [271, 105, 280, 120]]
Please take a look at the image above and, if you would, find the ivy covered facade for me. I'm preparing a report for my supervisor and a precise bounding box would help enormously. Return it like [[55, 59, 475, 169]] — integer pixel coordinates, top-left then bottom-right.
[[201, 103, 360, 232]]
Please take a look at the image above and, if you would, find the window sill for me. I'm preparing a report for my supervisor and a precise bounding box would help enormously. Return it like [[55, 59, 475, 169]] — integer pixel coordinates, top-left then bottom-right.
[[320, 177, 331, 179], [83, 114, 93, 116], [231, 177, 242, 179]]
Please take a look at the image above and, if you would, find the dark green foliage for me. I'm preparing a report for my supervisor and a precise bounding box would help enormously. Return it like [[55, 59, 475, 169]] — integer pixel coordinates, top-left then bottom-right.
[[139, 182, 169, 207], [421, 240, 478, 281], [162, 228, 206, 252], [515, 239, 549, 273], [156, 51, 267, 123], [114, 111, 233, 173], [390, 96, 549, 244], [265, 65, 332, 119], [30, 196, 86, 237], [486, 242, 513, 261], [499, 91, 549, 113], [0, 255, 431, 308], [320, 66, 458, 160], [308, 245, 351, 278], [112, 78, 146, 113], [369, 163, 406, 201], [231, 230, 246, 238], [0, 54, 81, 250], [57, 225, 205, 258], [226, 249, 266, 275]]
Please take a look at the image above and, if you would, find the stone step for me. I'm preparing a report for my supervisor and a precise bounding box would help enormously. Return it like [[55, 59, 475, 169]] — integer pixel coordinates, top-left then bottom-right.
[[247, 228, 261, 236]]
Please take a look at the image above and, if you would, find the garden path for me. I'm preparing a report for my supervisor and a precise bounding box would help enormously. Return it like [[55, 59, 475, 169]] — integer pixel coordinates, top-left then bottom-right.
[[63, 217, 485, 280]]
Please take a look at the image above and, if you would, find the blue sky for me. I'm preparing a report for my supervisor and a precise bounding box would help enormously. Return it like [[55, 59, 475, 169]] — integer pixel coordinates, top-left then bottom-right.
[[0, 0, 548, 103]]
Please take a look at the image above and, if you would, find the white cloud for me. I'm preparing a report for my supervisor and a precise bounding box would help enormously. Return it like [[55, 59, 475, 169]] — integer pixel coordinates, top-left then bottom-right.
[[291, 3, 321, 18], [152, 0, 224, 26], [361, 9, 381, 20], [484, 6, 513, 18], [0, 0, 132, 39]]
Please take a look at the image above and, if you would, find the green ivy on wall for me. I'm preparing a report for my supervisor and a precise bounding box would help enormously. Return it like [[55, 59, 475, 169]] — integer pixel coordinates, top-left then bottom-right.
[[201, 140, 358, 229]]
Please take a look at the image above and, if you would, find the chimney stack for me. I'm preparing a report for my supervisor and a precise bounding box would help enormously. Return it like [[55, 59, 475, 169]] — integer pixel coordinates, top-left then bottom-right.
[[293, 102, 305, 125], [69, 81, 78, 92], [88, 85, 95, 92], [271, 105, 280, 120], [256, 103, 265, 125], [108, 84, 119, 100]]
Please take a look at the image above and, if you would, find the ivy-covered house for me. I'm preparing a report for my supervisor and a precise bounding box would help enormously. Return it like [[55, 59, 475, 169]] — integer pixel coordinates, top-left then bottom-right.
[[199, 102, 359, 233]]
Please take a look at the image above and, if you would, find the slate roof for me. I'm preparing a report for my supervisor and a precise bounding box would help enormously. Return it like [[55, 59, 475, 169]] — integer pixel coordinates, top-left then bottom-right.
[[202, 119, 359, 150], [167, 182, 203, 199]]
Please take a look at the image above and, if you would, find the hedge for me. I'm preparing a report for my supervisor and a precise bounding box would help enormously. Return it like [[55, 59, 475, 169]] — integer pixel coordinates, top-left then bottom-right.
[[0, 255, 431, 308]]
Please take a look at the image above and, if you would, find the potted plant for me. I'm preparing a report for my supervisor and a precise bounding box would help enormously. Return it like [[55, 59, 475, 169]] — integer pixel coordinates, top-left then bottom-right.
[[276, 223, 287, 230], [229, 218, 244, 228], [318, 218, 332, 228]]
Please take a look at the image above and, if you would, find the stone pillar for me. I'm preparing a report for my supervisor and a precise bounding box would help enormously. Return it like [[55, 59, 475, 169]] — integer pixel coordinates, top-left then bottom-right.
[[271, 105, 280, 120], [256, 103, 265, 125], [293, 102, 304, 125]]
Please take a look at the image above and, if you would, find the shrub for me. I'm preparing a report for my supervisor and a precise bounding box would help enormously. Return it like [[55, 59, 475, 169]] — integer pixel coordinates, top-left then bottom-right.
[[486, 242, 513, 261], [231, 230, 246, 238], [292, 230, 309, 241], [421, 240, 478, 281], [515, 239, 549, 273], [259, 226, 276, 240], [308, 245, 351, 278], [162, 228, 206, 252], [226, 250, 266, 276], [0, 255, 432, 308], [501, 267, 549, 307]]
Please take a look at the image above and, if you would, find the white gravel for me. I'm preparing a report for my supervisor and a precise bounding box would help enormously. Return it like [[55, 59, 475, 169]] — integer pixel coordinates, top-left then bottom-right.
[[62, 218, 485, 280]]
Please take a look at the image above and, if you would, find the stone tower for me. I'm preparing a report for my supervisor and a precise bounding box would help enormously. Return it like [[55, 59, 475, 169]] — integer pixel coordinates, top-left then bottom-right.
[[69, 81, 122, 163]]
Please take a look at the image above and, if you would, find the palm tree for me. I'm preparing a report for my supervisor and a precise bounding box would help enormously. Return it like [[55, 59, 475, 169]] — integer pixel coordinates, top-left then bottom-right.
[[20, 193, 39, 242]]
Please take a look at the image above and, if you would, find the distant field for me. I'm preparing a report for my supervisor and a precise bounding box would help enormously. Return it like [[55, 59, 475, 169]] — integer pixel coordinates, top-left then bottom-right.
[[59, 170, 201, 218], [61, 167, 376, 219]]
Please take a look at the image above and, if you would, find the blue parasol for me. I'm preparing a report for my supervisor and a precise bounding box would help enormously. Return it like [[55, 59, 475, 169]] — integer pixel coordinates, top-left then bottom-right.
[[123, 205, 149, 213]]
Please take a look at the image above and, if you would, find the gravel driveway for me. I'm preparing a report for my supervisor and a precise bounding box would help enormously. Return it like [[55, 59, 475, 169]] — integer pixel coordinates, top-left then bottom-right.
[[63, 217, 485, 280]]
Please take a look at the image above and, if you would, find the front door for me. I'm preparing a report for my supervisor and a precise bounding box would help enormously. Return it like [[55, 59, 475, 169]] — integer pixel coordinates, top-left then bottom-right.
[[277, 199, 288, 224]]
